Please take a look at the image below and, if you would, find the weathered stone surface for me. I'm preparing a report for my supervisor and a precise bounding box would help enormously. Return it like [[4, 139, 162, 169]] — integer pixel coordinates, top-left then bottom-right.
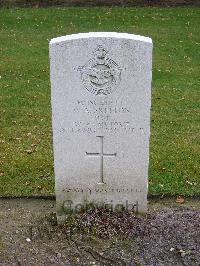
[[50, 32, 152, 222]]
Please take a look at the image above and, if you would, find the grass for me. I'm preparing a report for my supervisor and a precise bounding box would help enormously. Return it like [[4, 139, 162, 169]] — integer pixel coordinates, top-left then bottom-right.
[[0, 7, 199, 196]]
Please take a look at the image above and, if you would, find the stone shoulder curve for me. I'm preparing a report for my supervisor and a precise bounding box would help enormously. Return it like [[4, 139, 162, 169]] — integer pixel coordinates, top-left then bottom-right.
[[49, 32, 152, 46]]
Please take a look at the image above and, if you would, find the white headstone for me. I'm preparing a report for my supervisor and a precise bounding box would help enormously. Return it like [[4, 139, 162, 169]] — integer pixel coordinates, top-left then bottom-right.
[[50, 32, 152, 222]]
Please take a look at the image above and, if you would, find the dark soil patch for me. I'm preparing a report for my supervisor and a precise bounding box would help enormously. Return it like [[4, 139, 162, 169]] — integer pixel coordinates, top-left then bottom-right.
[[0, 198, 199, 265], [1, 0, 200, 7]]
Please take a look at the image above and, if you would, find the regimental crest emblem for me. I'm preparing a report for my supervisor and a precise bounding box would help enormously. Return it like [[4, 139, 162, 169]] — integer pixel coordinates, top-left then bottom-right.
[[78, 46, 121, 96]]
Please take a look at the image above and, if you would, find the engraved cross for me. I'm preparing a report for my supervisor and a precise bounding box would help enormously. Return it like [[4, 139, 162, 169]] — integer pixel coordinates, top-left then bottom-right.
[[86, 136, 117, 184]]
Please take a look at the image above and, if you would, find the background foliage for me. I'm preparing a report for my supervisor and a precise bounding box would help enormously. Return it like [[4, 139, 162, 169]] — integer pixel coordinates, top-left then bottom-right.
[[0, 0, 199, 7]]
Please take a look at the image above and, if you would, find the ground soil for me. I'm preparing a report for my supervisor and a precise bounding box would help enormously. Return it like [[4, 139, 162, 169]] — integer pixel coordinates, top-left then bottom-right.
[[0, 197, 199, 265]]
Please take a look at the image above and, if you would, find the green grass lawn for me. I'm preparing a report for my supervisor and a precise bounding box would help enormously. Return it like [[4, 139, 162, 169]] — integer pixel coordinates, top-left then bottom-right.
[[0, 7, 199, 196]]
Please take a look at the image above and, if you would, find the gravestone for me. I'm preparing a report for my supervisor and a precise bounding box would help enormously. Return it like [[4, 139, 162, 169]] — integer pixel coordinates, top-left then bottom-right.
[[49, 32, 153, 222]]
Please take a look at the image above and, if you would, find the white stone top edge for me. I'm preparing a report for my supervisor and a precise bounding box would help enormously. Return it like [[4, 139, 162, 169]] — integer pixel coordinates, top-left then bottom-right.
[[50, 32, 152, 45]]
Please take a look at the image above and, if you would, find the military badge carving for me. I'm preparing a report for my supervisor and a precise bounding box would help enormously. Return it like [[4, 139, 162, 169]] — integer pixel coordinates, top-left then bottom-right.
[[78, 46, 121, 96]]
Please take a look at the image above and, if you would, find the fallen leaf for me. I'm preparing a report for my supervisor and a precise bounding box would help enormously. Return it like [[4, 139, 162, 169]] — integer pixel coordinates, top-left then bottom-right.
[[176, 196, 185, 204], [186, 180, 193, 185], [31, 143, 37, 147], [178, 249, 192, 257], [24, 149, 33, 154]]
